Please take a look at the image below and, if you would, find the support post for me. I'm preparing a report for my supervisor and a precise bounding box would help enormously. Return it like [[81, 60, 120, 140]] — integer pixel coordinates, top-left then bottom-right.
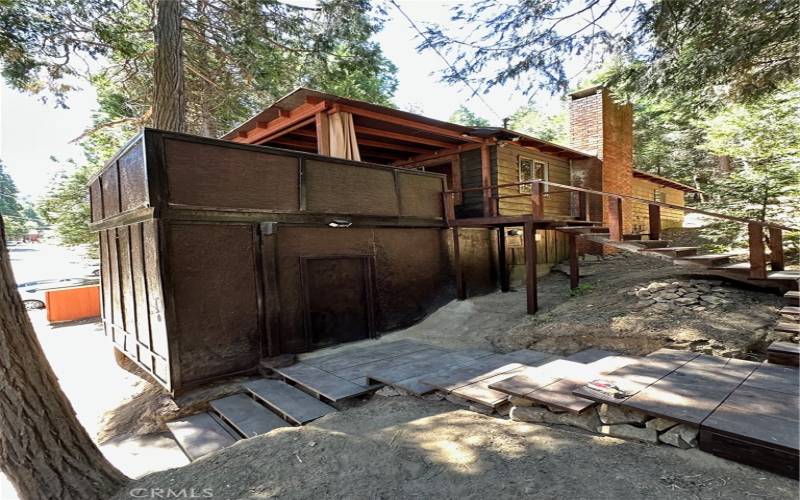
[[452, 227, 466, 299], [442, 192, 455, 224], [524, 221, 538, 314], [648, 204, 661, 240], [768, 226, 784, 272], [748, 222, 767, 279], [577, 191, 589, 221], [608, 197, 623, 241], [531, 182, 544, 219], [315, 111, 330, 155], [480, 143, 494, 217], [498, 228, 509, 292], [569, 232, 579, 290]]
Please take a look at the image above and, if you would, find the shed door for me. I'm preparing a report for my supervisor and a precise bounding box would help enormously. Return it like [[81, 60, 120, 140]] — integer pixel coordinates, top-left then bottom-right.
[[301, 256, 374, 349]]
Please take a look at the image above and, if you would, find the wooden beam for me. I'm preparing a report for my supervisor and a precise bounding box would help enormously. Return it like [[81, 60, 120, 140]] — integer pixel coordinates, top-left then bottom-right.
[[607, 198, 623, 241], [395, 143, 483, 166], [498, 228, 509, 292], [315, 111, 330, 156], [569, 232, 579, 290], [524, 221, 538, 314], [649, 204, 661, 240], [453, 227, 465, 300], [266, 137, 318, 151], [336, 103, 482, 143], [232, 101, 328, 145], [481, 142, 494, 217], [258, 117, 316, 145], [769, 227, 785, 272], [531, 182, 544, 219], [354, 125, 454, 148], [748, 222, 767, 279], [277, 108, 291, 118], [356, 137, 432, 154]]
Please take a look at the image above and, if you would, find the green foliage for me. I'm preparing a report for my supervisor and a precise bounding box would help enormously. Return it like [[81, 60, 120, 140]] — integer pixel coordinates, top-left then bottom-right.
[[5, 0, 398, 245], [570, 282, 594, 297], [0, 160, 40, 240], [448, 105, 490, 127], [420, 0, 799, 107], [507, 105, 567, 143]]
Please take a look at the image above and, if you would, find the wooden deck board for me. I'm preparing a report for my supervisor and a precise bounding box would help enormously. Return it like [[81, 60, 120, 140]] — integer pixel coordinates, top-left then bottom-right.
[[421, 358, 528, 393], [209, 394, 289, 437], [450, 367, 528, 408], [303, 340, 432, 373], [275, 363, 376, 401], [330, 347, 447, 386], [742, 363, 799, 395], [244, 379, 336, 424], [166, 412, 238, 461], [367, 351, 477, 386]]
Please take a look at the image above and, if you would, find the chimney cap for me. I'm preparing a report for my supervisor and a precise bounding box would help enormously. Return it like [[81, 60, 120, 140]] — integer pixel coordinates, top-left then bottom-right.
[[568, 84, 605, 99]]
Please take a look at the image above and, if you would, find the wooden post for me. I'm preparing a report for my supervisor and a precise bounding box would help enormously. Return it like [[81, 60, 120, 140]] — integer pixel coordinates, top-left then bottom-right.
[[498, 228, 509, 292], [648, 204, 661, 240], [577, 191, 589, 221], [442, 192, 455, 224], [608, 197, 623, 241], [748, 222, 767, 279], [569, 232, 579, 290], [452, 227, 466, 299], [524, 221, 538, 314], [315, 111, 330, 155], [768, 227, 785, 272], [531, 182, 544, 219], [480, 143, 494, 217]]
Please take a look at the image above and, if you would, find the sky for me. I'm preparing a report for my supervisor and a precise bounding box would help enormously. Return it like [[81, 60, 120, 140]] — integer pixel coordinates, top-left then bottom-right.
[[0, 0, 632, 201]]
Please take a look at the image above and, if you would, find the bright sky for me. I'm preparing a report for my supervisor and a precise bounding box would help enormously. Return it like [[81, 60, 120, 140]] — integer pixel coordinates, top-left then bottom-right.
[[0, 0, 633, 201]]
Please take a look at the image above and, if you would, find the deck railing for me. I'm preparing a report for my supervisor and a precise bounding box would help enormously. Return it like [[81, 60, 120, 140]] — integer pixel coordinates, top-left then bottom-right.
[[442, 179, 796, 280]]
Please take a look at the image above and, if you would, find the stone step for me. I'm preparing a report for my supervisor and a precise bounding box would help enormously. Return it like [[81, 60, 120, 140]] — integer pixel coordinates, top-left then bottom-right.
[[774, 321, 800, 334], [209, 393, 290, 438], [779, 306, 799, 317], [642, 247, 699, 258], [674, 254, 736, 267], [785, 291, 800, 305], [243, 379, 337, 425], [166, 412, 239, 461]]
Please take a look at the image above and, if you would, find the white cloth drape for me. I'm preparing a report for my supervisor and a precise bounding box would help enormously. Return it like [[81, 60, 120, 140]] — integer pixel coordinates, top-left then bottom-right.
[[329, 111, 361, 161]]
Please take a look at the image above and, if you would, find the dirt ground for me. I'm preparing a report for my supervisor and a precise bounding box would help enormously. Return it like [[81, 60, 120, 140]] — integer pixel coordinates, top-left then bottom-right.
[[114, 396, 798, 500]]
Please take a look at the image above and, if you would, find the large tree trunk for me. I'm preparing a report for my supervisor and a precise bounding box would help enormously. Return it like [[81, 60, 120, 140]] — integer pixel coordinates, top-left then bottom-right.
[[0, 216, 128, 499], [153, 0, 186, 132]]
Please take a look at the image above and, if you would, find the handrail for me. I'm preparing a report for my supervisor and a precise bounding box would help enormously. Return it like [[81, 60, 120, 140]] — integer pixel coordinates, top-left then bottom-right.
[[444, 179, 796, 231]]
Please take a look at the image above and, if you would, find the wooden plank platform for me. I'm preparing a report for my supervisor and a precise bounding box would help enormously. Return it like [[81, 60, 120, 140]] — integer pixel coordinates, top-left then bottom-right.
[[421, 356, 533, 394], [303, 339, 432, 373], [450, 367, 528, 408], [166, 412, 238, 461], [775, 321, 800, 334], [209, 394, 289, 438], [244, 379, 337, 425], [366, 351, 477, 387], [275, 362, 376, 401], [743, 362, 800, 395], [778, 306, 799, 316], [768, 340, 800, 366], [329, 347, 448, 386]]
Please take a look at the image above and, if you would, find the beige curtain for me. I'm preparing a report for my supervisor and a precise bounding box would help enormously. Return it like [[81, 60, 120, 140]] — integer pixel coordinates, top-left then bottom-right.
[[329, 111, 361, 161]]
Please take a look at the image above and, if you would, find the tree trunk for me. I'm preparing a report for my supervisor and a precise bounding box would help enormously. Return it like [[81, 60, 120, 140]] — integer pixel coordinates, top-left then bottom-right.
[[153, 0, 186, 132], [0, 216, 128, 499]]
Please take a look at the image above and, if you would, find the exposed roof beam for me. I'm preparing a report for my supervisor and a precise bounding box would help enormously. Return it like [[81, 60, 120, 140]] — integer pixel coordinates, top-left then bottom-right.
[[334, 104, 482, 143], [256, 117, 316, 144], [232, 101, 328, 145], [284, 127, 435, 155], [354, 125, 454, 148], [394, 142, 487, 166]]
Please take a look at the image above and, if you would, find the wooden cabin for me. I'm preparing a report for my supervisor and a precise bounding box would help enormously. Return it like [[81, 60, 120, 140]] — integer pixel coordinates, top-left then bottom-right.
[[89, 85, 698, 393]]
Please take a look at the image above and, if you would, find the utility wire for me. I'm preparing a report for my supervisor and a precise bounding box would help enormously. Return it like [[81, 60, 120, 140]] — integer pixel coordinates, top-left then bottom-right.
[[389, 0, 504, 124]]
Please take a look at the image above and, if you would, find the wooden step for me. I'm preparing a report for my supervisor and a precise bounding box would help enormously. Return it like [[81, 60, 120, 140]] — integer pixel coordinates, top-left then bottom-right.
[[711, 262, 758, 271], [166, 412, 239, 461], [209, 393, 289, 438], [274, 362, 376, 402], [768, 271, 800, 281], [632, 240, 670, 248], [674, 253, 736, 266], [554, 226, 595, 233], [779, 306, 800, 317], [767, 341, 799, 367], [774, 321, 800, 334], [623, 234, 643, 241], [642, 246, 699, 258], [243, 379, 337, 425], [785, 291, 800, 305]]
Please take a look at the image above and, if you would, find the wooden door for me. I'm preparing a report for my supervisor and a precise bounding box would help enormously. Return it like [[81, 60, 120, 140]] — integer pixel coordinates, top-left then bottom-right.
[[301, 256, 375, 349]]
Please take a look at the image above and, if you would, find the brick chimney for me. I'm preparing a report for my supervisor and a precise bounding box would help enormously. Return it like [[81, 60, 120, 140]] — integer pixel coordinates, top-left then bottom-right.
[[568, 85, 634, 232]]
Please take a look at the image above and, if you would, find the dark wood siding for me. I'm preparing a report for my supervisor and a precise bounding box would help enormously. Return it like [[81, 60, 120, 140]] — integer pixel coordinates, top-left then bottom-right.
[[118, 142, 148, 212], [457, 149, 484, 217]]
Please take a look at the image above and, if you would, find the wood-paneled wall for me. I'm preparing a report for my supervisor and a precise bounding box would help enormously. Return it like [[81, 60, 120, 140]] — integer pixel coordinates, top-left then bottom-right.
[[631, 178, 686, 234]]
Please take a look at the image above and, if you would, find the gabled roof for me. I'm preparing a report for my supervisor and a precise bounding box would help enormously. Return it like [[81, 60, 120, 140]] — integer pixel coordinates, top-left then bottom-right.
[[633, 169, 702, 193]]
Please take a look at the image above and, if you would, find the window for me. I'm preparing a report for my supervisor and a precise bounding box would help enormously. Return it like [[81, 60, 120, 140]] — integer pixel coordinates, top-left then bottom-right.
[[653, 190, 666, 203], [519, 157, 548, 193]]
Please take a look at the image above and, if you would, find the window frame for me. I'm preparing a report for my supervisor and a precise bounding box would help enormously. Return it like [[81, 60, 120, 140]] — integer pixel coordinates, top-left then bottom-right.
[[518, 156, 549, 193]]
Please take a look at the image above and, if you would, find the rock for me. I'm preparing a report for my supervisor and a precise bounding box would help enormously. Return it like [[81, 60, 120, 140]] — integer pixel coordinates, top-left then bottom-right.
[[696, 284, 712, 293], [651, 303, 671, 313], [635, 289, 652, 298], [582, 254, 601, 262], [496, 403, 511, 416], [690, 306, 706, 312], [700, 295, 724, 305], [509, 406, 601, 433], [421, 391, 446, 401], [674, 297, 699, 306], [376, 386, 411, 397], [508, 396, 534, 407], [634, 300, 655, 309], [657, 292, 680, 300], [598, 424, 659, 444], [659, 424, 699, 448], [646, 417, 678, 432], [598, 404, 648, 425], [683, 293, 700, 299], [647, 282, 670, 291]]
